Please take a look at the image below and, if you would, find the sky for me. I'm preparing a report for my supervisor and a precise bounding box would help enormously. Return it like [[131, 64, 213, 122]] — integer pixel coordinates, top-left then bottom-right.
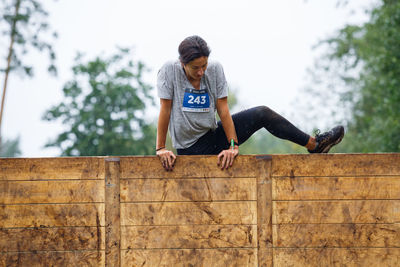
[[2, 0, 374, 157]]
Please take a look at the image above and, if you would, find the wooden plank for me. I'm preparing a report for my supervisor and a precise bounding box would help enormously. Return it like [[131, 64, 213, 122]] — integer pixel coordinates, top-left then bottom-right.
[[120, 155, 260, 178], [0, 180, 104, 204], [0, 204, 105, 228], [120, 178, 257, 202], [274, 248, 400, 267], [273, 224, 400, 248], [273, 200, 400, 224], [121, 248, 257, 267], [121, 225, 257, 249], [0, 251, 105, 267], [273, 176, 400, 200], [0, 227, 105, 252], [256, 157, 273, 267], [0, 157, 105, 180], [271, 153, 400, 177], [105, 158, 121, 267], [121, 202, 257, 226]]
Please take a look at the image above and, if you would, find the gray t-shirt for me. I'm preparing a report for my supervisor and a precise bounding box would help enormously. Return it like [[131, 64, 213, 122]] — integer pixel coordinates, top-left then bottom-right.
[[157, 60, 228, 149]]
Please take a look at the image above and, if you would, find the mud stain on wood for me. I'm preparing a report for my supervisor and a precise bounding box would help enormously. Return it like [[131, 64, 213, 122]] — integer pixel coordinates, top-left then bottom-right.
[[96, 211, 101, 259]]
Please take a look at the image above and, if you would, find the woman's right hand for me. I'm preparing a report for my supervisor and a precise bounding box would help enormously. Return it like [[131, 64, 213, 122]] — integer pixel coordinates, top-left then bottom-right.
[[156, 149, 176, 171]]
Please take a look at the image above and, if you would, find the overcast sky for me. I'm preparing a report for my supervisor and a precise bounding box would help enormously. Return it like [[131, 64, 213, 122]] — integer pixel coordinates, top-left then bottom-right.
[[2, 0, 374, 157]]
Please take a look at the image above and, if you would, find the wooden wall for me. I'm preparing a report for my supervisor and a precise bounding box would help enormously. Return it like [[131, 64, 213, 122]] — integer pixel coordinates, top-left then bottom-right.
[[0, 158, 106, 266], [271, 154, 400, 267], [0, 154, 399, 266]]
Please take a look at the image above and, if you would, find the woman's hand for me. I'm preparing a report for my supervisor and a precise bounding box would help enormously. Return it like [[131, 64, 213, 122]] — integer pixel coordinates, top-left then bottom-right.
[[157, 148, 176, 171], [217, 146, 239, 169]]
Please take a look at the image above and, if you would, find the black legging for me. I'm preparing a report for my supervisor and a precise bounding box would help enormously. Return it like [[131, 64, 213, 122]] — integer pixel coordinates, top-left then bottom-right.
[[177, 106, 310, 155]]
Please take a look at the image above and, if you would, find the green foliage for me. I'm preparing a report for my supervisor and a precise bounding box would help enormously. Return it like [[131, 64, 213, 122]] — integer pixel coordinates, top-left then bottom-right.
[[0, 0, 57, 149], [0, 136, 21, 157], [216, 86, 239, 122], [227, 87, 239, 112], [0, 0, 57, 76], [43, 48, 156, 156], [304, 0, 400, 152], [239, 131, 306, 154]]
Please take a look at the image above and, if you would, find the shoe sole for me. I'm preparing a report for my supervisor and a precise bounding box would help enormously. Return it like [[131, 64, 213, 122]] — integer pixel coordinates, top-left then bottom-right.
[[321, 129, 345, 153]]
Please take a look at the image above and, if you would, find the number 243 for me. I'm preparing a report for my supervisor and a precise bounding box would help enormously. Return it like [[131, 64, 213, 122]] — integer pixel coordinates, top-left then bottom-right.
[[188, 95, 206, 105]]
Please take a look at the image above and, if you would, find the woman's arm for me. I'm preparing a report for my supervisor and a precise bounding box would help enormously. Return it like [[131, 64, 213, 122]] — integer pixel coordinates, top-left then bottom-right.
[[216, 97, 239, 169], [156, 98, 176, 171]]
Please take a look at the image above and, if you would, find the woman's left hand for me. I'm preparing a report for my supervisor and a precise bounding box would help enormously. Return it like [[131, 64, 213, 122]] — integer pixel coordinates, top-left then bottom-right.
[[217, 146, 239, 169]]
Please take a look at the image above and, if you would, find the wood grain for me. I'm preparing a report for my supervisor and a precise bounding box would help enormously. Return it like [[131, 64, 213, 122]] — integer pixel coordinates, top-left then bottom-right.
[[0, 251, 105, 267], [273, 200, 400, 224], [0, 154, 399, 267], [121, 225, 257, 249], [272, 176, 400, 200], [120, 178, 257, 202], [273, 223, 400, 248], [0, 157, 105, 180], [105, 158, 121, 267], [121, 248, 257, 267], [271, 153, 400, 177], [0, 204, 105, 228], [0, 227, 105, 251], [0, 180, 104, 204], [274, 248, 400, 267], [256, 157, 273, 267], [120, 155, 260, 178], [121, 202, 257, 226]]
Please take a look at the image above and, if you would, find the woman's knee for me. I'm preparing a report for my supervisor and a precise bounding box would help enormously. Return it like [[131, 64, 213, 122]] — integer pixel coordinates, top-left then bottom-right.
[[253, 105, 275, 120], [254, 105, 272, 113]]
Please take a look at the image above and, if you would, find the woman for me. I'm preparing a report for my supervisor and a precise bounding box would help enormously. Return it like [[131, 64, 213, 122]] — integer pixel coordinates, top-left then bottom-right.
[[156, 35, 344, 171]]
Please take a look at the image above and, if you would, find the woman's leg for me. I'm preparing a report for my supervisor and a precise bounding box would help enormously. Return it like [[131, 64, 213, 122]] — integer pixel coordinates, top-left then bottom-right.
[[212, 105, 344, 154], [214, 106, 310, 152], [234, 106, 310, 145], [179, 106, 344, 155]]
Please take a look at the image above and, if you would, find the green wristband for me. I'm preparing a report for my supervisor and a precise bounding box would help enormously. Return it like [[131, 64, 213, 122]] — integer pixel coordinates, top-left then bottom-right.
[[231, 139, 237, 150]]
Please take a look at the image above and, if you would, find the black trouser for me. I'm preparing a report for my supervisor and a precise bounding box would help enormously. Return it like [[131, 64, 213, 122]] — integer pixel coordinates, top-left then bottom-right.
[[177, 106, 310, 155]]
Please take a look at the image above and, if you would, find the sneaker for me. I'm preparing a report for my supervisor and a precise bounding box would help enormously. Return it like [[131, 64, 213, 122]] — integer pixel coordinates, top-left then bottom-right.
[[308, 126, 345, 153]]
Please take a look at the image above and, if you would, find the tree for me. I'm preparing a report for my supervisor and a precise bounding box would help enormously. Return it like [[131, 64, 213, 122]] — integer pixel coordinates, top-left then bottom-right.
[[0, 136, 21, 157], [239, 130, 305, 154], [301, 0, 400, 152], [0, 0, 57, 148], [43, 48, 156, 156]]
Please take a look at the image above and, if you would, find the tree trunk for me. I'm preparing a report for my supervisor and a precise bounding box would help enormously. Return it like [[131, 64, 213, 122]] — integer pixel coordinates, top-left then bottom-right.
[[0, 0, 21, 149]]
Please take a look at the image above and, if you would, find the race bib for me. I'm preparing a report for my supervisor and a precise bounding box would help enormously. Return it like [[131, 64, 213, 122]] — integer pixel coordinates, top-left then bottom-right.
[[182, 88, 210, 112]]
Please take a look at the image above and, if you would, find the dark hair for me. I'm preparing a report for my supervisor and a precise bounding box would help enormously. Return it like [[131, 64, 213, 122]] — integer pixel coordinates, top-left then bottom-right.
[[178, 35, 211, 64]]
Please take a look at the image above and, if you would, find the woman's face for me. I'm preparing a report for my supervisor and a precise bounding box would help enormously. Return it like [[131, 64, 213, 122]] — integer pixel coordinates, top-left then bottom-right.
[[182, 56, 208, 82]]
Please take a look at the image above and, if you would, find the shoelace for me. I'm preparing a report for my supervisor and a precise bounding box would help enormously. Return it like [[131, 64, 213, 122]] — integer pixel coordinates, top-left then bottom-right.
[[313, 129, 324, 150], [313, 129, 321, 137]]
